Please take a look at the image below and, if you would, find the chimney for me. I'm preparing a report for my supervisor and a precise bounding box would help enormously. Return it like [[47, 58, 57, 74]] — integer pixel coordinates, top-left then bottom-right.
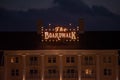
[[37, 20, 43, 34], [79, 19, 85, 33]]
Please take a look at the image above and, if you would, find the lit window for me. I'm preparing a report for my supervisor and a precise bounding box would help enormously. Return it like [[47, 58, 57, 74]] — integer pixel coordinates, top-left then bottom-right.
[[81, 69, 95, 78], [11, 57, 14, 63], [85, 69, 92, 75], [10, 57, 19, 63]]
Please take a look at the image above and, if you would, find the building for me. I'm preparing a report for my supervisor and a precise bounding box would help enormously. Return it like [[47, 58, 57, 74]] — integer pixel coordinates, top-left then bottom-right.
[[0, 21, 120, 80], [1, 50, 118, 80], [118, 55, 120, 80]]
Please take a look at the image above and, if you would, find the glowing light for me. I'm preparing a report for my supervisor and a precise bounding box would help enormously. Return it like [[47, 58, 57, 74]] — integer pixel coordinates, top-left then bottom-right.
[[44, 32, 76, 40], [52, 29, 54, 31], [41, 40, 44, 42], [52, 40, 55, 42], [77, 26, 79, 31], [41, 29, 43, 31], [23, 74, 25, 80], [41, 26, 79, 42], [55, 27, 67, 32], [49, 24, 51, 26], [11, 57, 14, 63], [73, 29, 76, 31], [69, 23, 72, 26], [85, 69, 92, 75], [45, 29, 47, 31], [66, 40, 68, 42], [49, 40, 51, 42], [73, 40, 75, 41]]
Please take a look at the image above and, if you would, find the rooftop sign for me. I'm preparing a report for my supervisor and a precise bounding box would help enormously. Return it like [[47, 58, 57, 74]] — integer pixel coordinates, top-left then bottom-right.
[[40, 24, 80, 42]]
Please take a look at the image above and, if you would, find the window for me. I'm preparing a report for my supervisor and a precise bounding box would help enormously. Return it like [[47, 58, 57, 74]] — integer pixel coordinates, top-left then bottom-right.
[[29, 56, 38, 65], [53, 57, 56, 63], [30, 56, 38, 62], [48, 69, 56, 74], [46, 69, 58, 78], [29, 69, 40, 79], [11, 69, 19, 76], [84, 56, 94, 65], [104, 69, 112, 76], [48, 57, 51, 63], [66, 57, 70, 63], [84, 56, 88, 65], [103, 56, 112, 63], [71, 57, 75, 63], [66, 56, 75, 63], [81, 69, 95, 78], [108, 57, 111, 63], [29, 69, 38, 75], [85, 69, 92, 75], [63, 68, 78, 78], [48, 57, 56, 63], [10, 57, 19, 63]]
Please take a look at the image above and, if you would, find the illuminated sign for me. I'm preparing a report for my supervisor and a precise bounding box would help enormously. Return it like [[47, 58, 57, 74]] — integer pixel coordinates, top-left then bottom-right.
[[40, 24, 80, 42]]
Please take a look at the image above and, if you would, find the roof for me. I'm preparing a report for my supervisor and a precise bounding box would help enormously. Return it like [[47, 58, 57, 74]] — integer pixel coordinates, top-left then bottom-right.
[[0, 31, 120, 66], [0, 31, 120, 50]]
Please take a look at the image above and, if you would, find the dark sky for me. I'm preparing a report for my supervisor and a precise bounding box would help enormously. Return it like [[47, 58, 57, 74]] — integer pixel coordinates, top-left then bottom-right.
[[0, 0, 54, 10], [0, 0, 120, 14], [0, 0, 120, 31]]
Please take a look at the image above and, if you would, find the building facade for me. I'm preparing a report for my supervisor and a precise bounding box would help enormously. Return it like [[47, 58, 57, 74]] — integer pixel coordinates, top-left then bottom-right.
[[2, 50, 119, 80], [0, 21, 120, 80]]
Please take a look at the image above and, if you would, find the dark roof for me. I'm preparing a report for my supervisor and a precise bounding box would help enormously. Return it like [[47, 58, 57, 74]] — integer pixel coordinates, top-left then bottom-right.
[[0, 31, 120, 50], [0, 31, 120, 66]]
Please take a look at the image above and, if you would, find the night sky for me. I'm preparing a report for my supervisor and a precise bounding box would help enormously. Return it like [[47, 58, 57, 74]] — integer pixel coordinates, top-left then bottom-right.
[[0, 0, 120, 31]]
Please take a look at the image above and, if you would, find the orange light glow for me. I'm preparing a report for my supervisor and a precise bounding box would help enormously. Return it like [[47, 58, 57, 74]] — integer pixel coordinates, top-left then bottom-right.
[[41, 26, 79, 42], [11, 57, 15, 63], [85, 69, 92, 75], [44, 32, 76, 40]]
